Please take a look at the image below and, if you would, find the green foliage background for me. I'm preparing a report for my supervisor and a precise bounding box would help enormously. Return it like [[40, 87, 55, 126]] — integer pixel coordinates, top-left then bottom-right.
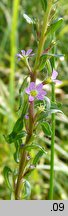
[[0, 0, 68, 200]]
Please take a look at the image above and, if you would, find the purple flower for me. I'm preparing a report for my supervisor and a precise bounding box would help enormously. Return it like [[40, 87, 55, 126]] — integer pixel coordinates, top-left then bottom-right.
[[51, 69, 62, 84], [16, 49, 34, 61], [25, 82, 46, 102], [25, 114, 29, 119]]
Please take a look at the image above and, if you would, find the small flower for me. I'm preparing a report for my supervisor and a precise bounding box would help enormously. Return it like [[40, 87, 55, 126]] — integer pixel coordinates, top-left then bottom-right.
[[51, 69, 62, 85], [38, 105, 45, 112], [25, 114, 29, 119], [25, 82, 46, 102], [16, 49, 34, 61]]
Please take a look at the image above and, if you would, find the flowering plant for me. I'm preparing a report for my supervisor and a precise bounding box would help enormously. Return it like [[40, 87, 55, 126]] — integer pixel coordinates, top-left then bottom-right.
[[4, 0, 63, 200]]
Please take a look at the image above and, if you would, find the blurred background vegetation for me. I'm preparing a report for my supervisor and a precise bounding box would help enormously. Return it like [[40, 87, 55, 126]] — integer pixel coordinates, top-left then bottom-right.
[[0, 0, 68, 200]]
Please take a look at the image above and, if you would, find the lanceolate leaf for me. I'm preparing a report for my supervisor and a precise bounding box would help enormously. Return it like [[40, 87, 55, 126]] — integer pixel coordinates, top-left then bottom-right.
[[41, 0, 47, 12], [50, 109, 63, 115], [19, 77, 28, 94], [38, 57, 46, 71], [14, 141, 20, 163], [5, 130, 26, 144], [41, 122, 52, 136], [18, 77, 28, 111], [33, 150, 44, 166], [13, 117, 23, 134], [22, 180, 31, 199], [3, 166, 12, 190], [24, 143, 47, 154], [23, 13, 34, 24], [44, 96, 51, 109], [47, 18, 63, 35], [42, 53, 64, 58], [38, 108, 63, 121]]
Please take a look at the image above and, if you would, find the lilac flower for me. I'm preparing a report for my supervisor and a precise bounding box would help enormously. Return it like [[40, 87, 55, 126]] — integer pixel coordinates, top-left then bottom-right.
[[25, 114, 29, 119], [16, 49, 34, 61], [51, 69, 62, 84], [25, 82, 46, 102]]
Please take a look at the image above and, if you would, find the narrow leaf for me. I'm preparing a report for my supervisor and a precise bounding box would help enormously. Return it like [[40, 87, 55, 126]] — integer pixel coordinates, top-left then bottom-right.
[[13, 117, 23, 134], [22, 180, 31, 199], [3, 166, 12, 190], [44, 96, 51, 109], [14, 141, 20, 163], [5, 130, 26, 144], [24, 143, 47, 154], [33, 150, 44, 166], [38, 58, 46, 71], [50, 109, 63, 114], [41, 122, 52, 136], [23, 13, 34, 24], [19, 77, 28, 94], [41, 0, 47, 11], [47, 18, 63, 35]]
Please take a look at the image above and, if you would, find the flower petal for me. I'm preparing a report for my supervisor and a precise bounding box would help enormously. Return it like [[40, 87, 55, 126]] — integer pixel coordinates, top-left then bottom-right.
[[36, 94, 44, 100], [26, 49, 32, 55], [17, 57, 20, 61], [39, 89, 47, 96], [16, 53, 22, 58], [54, 79, 62, 85], [36, 83, 43, 91], [25, 87, 30, 94], [29, 82, 36, 91], [25, 114, 29, 119], [21, 50, 25, 55], [29, 95, 34, 102], [51, 69, 58, 80]]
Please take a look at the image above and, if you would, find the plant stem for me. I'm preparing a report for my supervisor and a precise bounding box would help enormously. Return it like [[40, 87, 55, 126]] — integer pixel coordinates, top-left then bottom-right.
[[34, 0, 53, 72], [49, 38, 55, 200], [10, 0, 20, 112], [15, 135, 31, 200], [49, 83, 55, 199], [15, 92, 34, 200], [15, 0, 53, 200]]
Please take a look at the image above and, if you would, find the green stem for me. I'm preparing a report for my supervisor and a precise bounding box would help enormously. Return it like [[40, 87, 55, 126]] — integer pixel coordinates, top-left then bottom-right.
[[15, 90, 34, 200], [15, 135, 31, 200], [15, 0, 53, 200], [34, 0, 53, 72], [49, 37, 55, 200], [49, 83, 55, 199], [10, 0, 20, 112]]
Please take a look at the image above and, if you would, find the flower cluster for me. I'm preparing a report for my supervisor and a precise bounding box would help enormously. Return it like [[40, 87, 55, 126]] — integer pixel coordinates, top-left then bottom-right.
[[25, 82, 46, 102]]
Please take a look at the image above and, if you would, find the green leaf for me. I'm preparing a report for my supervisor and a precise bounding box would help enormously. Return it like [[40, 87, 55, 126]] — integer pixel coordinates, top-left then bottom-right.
[[21, 94, 28, 116], [45, 59, 52, 74], [23, 13, 34, 24], [44, 96, 51, 109], [22, 180, 31, 199], [33, 150, 44, 166], [13, 117, 23, 134], [19, 77, 28, 94], [41, 0, 47, 11], [38, 57, 46, 71], [50, 109, 63, 115], [38, 107, 63, 122], [5, 130, 26, 144], [24, 143, 47, 154], [41, 122, 52, 136], [14, 141, 20, 163], [47, 18, 63, 35], [42, 53, 64, 58], [51, 102, 62, 110], [18, 77, 28, 111], [3, 166, 12, 190]]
